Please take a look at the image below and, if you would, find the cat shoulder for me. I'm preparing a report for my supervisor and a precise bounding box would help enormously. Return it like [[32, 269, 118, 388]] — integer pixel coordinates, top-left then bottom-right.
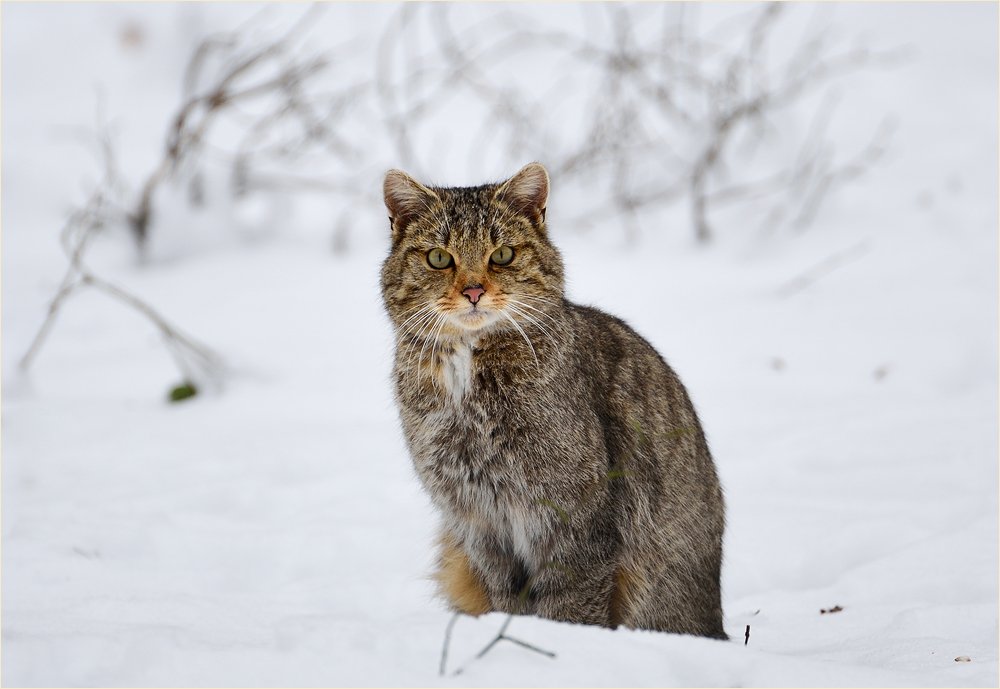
[[566, 302, 665, 361]]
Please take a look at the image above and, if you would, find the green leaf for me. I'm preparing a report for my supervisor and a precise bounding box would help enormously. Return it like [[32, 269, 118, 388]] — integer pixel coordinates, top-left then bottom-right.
[[169, 382, 198, 402], [536, 498, 569, 524], [542, 560, 575, 580], [605, 468, 637, 481]]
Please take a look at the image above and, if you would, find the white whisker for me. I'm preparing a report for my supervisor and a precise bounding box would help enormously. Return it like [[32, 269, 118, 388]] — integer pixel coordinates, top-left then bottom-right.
[[429, 312, 450, 380], [502, 311, 540, 372], [396, 302, 427, 319], [400, 310, 439, 355], [402, 310, 441, 375], [398, 304, 436, 334], [507, 298, 560, 327], [413, 313, 440, 381], [515, 293, 563, 310], [417, 312, 449, 384], [507, 305, 561, 353]]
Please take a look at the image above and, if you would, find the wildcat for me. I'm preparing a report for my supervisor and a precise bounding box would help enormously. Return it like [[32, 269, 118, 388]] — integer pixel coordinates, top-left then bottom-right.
[[380, 163, 727, 639]]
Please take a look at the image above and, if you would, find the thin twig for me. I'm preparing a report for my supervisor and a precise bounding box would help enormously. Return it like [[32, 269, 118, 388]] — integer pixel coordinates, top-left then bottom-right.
[[448, 615, 555, 677], [19, 114, 223, 388], [439, 612, 461, 676], [502, 635, 558, 658], [775, 240, 872, 298], [474, 616, 513, 660], [130, 3, 361, 248]]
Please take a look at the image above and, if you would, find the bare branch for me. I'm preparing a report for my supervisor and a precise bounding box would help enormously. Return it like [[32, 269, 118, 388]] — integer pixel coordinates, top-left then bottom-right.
[[20, 115, 224, 390], [775, 240, 872, 297], [130, 3, 361, 248]]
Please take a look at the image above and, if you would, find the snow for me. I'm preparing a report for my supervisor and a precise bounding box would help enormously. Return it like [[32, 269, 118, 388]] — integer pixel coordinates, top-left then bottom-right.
[[2, 2, 997, 687]]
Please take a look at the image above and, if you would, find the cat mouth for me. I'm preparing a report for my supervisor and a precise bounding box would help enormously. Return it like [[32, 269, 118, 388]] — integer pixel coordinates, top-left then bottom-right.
[[452, 305, 498, 330]]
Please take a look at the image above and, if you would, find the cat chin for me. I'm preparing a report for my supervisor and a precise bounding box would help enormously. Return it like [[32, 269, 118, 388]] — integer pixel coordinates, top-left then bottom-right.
[[448, 308, 503, 334], [451, 311, 494, 328]]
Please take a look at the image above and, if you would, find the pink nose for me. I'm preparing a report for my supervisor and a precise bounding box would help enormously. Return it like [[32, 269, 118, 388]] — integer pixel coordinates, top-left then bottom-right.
[[463, 285, 485, 304]]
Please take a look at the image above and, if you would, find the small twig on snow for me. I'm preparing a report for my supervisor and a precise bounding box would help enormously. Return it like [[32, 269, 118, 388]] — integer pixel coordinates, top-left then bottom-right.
[[443, 614, 555, 677], [439, 611, 461, 676], [775, 240, 871, 297]]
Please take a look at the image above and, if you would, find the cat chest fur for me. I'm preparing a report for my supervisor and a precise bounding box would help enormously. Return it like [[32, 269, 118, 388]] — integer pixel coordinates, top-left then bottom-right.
[[438, 339, 475, 404], [409, 349, 552, 569]]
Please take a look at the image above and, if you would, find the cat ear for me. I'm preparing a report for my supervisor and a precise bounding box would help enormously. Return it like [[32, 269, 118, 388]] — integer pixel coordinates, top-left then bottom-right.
[[383, 170, 439, 242], [496, 163, 549, 227]]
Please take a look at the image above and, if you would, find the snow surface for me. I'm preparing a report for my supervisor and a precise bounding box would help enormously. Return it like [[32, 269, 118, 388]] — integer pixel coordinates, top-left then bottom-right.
[[2, 2, 998, 687]]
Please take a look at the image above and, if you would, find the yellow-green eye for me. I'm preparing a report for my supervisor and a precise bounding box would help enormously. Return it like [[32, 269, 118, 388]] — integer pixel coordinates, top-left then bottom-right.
[[490, 245, 514, 266], [427, 248, 453, 269]]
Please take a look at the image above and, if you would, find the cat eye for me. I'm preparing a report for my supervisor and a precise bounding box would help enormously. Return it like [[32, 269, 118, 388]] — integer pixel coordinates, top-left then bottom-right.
[[490, 246, 514, 266], [427, 248, 454, 269]]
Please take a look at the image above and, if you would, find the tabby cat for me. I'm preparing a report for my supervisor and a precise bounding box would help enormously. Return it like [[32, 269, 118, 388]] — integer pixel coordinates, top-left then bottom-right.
[[380, 163, 727, 639]]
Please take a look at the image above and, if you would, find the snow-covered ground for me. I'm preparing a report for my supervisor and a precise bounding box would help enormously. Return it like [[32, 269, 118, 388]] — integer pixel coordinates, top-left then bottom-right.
[[2, 3, 997, 687]]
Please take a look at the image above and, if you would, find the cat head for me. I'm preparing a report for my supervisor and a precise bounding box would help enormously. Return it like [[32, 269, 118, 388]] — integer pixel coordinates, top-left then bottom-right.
[[380, 163, 565, 340]]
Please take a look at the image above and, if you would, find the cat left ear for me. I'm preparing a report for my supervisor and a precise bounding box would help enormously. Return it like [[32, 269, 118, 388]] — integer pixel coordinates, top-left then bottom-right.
[[496, 163, 549, 228], [383, 169, 440, 243]]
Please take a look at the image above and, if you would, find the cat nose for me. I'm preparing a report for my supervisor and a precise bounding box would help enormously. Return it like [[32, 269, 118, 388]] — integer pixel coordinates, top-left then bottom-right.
[[462, 285, 485, 304]]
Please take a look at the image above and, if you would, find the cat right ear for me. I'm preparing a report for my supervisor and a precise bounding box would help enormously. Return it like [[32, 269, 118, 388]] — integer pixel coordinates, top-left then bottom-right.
[[383, 170, 439, 243], [496, 163, 549, 230]]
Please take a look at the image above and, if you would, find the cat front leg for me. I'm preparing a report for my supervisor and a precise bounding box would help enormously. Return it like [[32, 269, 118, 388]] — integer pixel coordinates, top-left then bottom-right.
[[435, 527, 540, 617], [434, 531, 492, 616], [527, 551, 619, 628]]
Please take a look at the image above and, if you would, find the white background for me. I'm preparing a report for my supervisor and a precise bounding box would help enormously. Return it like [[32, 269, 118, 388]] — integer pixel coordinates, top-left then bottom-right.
[[2, 3, 997, 686]]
